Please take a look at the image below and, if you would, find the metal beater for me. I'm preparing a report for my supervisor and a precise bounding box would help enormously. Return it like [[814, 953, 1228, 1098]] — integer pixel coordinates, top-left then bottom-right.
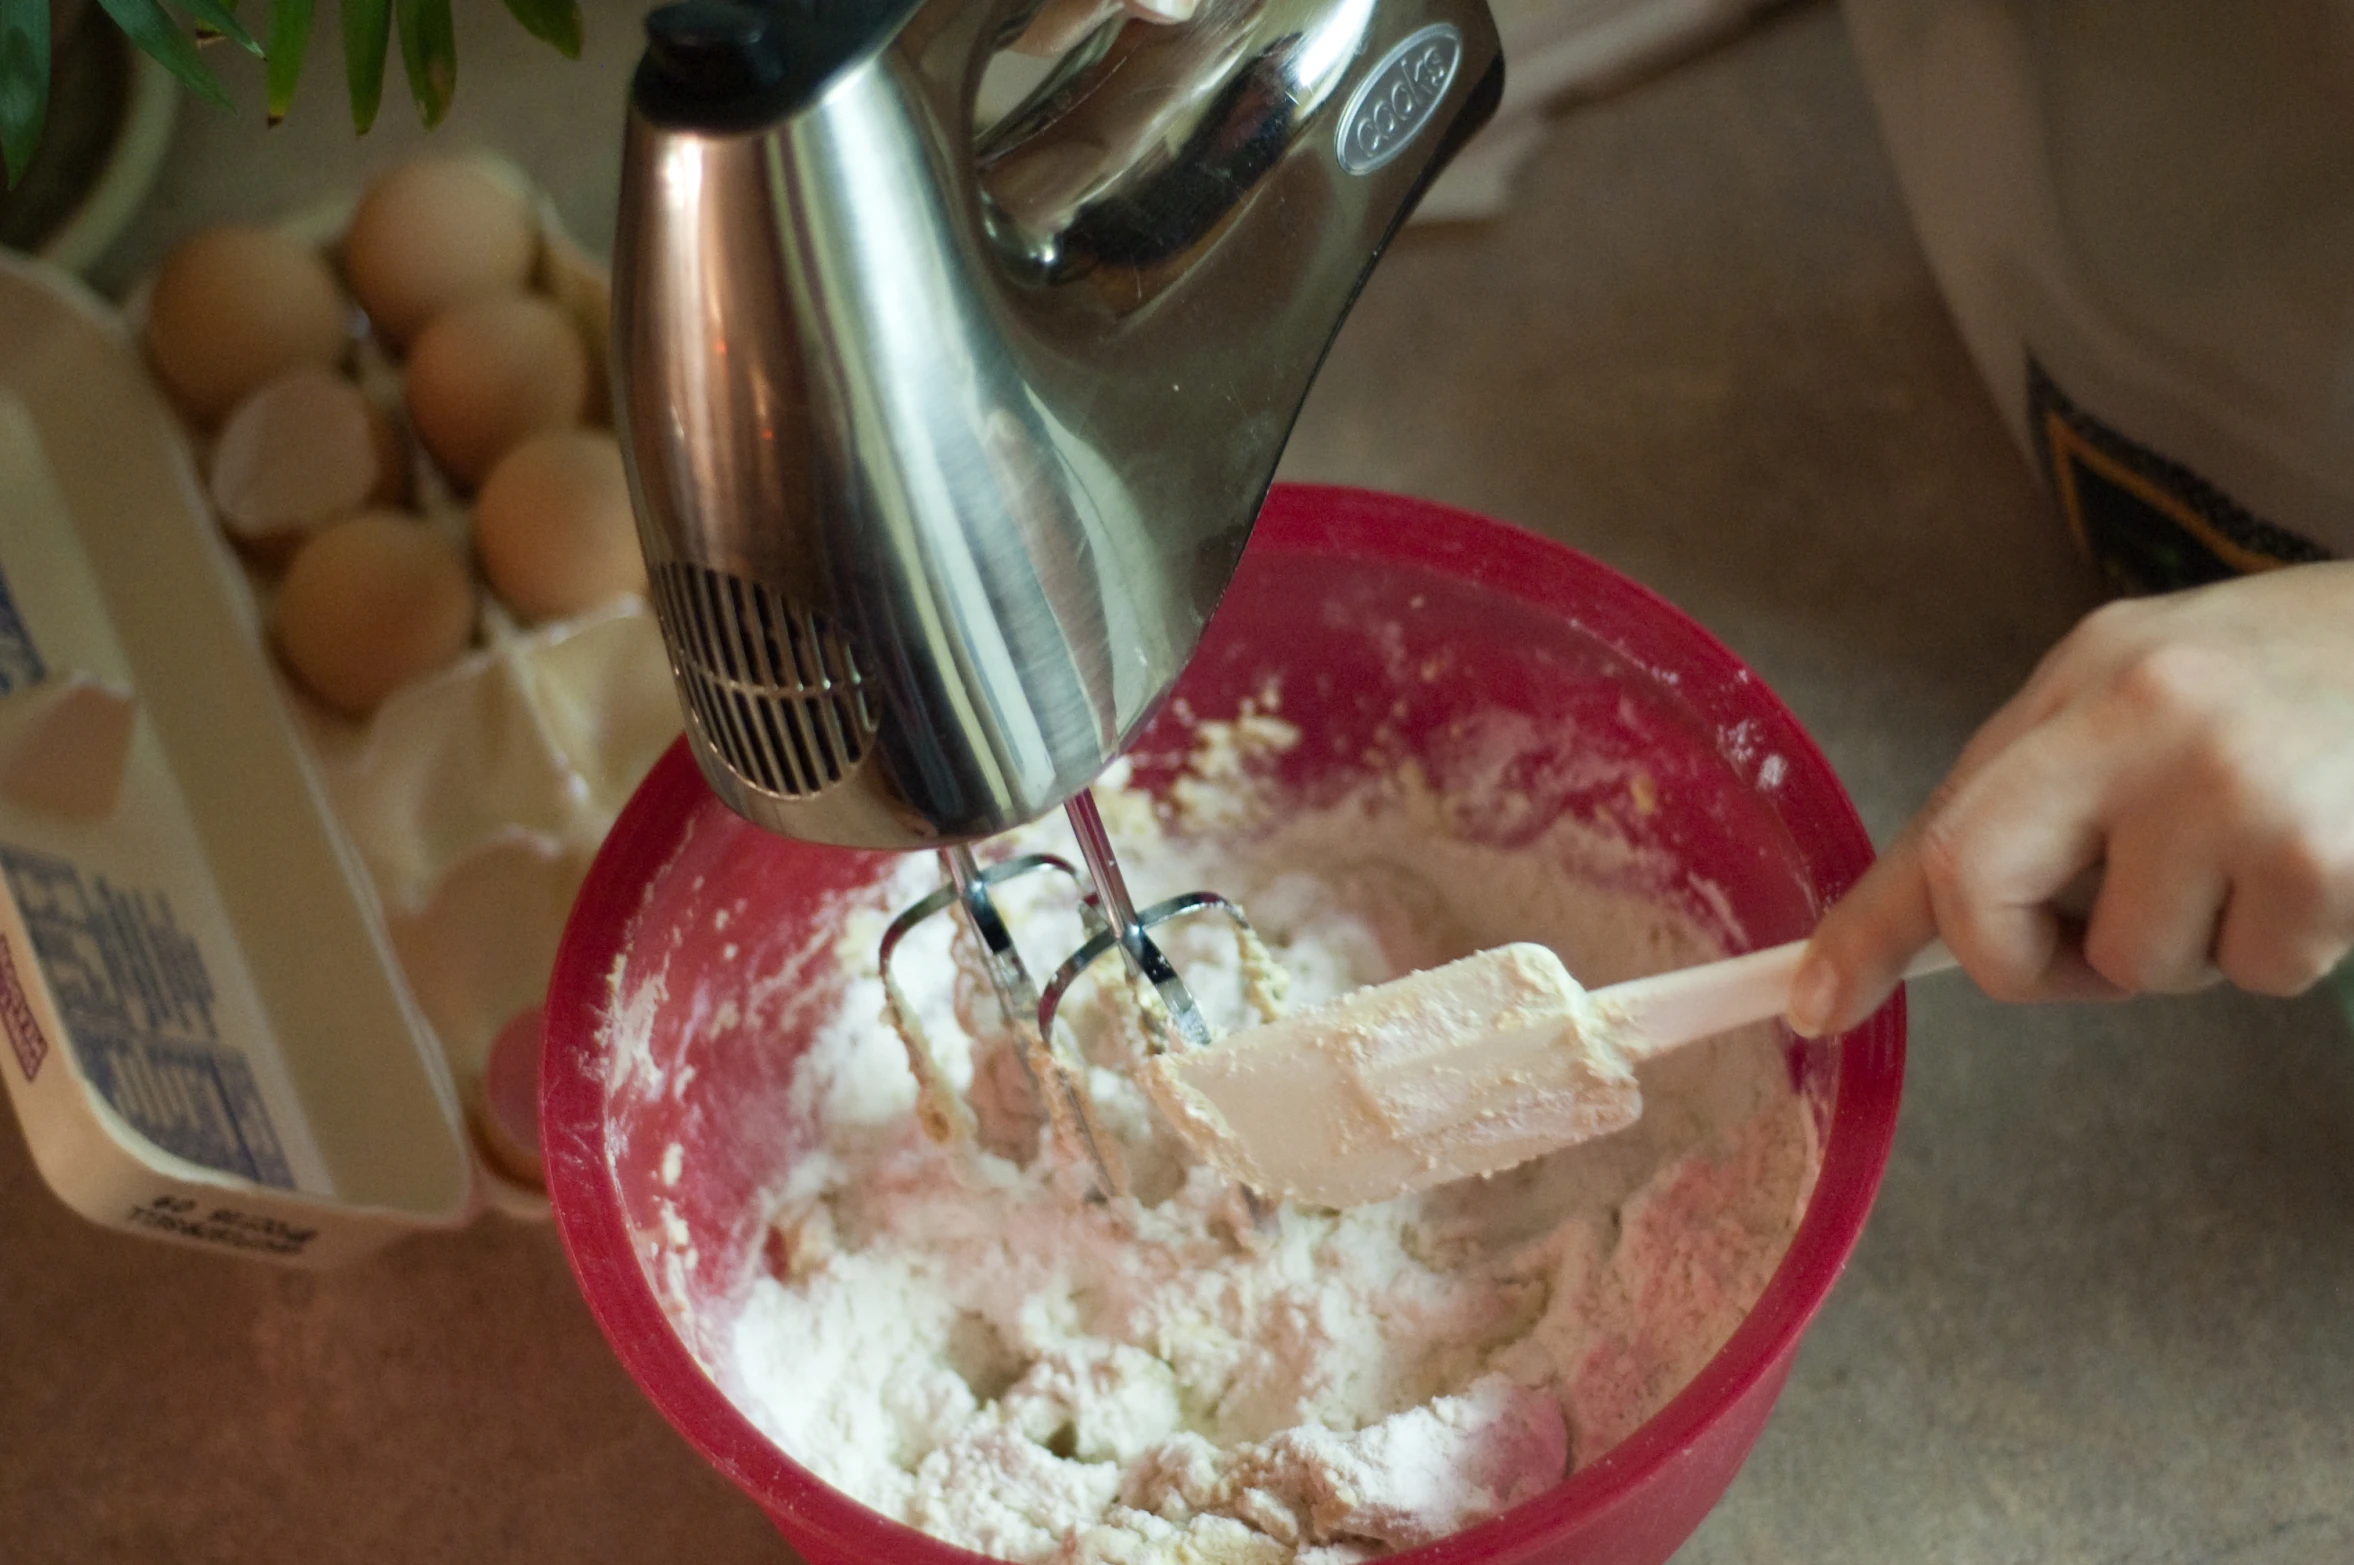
[[612, 0, 1501, 1191]]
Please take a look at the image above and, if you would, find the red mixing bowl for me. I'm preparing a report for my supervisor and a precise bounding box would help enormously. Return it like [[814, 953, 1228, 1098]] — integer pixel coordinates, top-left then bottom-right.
[[543, 483, 1904, 1565]]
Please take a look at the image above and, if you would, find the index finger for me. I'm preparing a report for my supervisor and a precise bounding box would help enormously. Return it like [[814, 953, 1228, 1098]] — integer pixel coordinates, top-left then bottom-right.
[[1784, 640, 2101, 1037], [1786, 813, 1943, 1037]]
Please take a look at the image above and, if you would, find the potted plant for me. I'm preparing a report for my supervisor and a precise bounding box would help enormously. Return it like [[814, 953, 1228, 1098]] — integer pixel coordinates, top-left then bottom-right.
[[0, 0, 582, 188]]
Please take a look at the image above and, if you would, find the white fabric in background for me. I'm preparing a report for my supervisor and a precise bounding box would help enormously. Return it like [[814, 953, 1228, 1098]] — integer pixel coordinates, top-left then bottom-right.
[[1842, 0, 2354, 557]]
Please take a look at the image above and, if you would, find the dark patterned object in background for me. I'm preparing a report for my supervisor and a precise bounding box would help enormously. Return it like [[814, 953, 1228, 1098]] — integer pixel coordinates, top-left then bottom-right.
[[2028, 357, 2333, 596]]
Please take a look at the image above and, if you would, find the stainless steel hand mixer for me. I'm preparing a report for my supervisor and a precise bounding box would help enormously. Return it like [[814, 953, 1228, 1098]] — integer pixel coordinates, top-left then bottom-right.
[[612, 0, 1500, 1194]]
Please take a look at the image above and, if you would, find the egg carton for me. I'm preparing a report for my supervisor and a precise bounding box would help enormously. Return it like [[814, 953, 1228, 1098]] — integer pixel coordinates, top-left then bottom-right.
[[227, 168, 680, 1195], [0, 164, 679, 1261], [0, 253, 471, 1261]]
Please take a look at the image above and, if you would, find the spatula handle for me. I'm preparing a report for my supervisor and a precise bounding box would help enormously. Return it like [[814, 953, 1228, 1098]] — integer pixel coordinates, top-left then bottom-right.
[[1602, 937, 1957, 1062]]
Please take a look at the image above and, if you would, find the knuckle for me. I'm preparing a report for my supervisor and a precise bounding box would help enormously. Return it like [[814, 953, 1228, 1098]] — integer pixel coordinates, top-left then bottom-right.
[[2214, 896, 2349, 998], [1917, 773, 1968, 821], [1968, 954, 2050, 1004], [2216, 940, 2327, 998], [2217, 829, 2354, 998], [1941, 918, 2050, 1001], [2080, 922, 2158, 995], [1914, 812, 2035, 996], [2177, 723, 2258, 807], [2105, 641, 2230, 725], [2257, 847, 2334, 927], [1914, 804, 1972, 904], [2073, 596, 2152, 654], [2246, 826, 2354, 927]]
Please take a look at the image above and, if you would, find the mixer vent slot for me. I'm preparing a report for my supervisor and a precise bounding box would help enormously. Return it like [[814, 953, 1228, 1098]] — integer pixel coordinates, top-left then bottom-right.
[[651, 562, 877, 798]]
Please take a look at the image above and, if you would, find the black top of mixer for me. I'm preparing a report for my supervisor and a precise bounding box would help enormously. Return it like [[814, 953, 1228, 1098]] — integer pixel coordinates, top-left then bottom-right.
[[635, 0, 920, 129]]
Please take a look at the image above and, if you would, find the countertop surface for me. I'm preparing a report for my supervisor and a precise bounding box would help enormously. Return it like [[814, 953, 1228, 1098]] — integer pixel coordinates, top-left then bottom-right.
[[11, 2, 2354, 1561]]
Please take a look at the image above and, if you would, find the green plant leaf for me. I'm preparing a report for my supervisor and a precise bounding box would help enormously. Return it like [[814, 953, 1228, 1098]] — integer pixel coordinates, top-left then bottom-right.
[[95, 0, 232, 112], [178, 0, 262, 55], [264, 0, 313, 124], [393, 0, 453, 127], [340, 0, 389, 132], [499, 0, 579, 60], [0, 0, 49, 188]]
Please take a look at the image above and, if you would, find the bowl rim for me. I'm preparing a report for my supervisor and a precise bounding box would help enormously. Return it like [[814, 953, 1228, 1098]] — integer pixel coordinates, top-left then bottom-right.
[[542, 482, 1906, 1562]]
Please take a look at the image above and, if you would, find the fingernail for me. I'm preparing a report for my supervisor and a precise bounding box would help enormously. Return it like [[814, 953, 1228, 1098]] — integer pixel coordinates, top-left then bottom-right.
[[1787, 954, 1836, 1038]]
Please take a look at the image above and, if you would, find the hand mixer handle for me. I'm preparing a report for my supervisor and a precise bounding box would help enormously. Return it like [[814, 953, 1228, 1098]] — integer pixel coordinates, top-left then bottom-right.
[[615, 0, 1502, 851]]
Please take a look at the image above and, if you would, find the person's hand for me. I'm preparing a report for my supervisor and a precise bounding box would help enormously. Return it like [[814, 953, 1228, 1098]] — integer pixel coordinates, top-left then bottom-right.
[[1010, 0, 1196, 58], [1788, 560, 2354, 1037]]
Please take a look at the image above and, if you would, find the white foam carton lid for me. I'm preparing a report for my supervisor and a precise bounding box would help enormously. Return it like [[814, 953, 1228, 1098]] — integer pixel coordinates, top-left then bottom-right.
[[0, 251, 477, 1266]]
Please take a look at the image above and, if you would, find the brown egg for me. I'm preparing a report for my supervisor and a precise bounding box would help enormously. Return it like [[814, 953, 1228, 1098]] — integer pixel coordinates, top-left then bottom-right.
[[146, 226, 349, 426], [344, 158, 539, 345], [278, 510, 475, 716], [404, 293, 588, 488], [469, 1004, 547, 1188], [474, 429, 646, 620], [208, 365, 400, 559]]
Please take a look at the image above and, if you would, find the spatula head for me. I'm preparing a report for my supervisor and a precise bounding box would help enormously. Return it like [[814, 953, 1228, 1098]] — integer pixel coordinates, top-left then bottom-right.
[[1142, 943, 1645, 1209]]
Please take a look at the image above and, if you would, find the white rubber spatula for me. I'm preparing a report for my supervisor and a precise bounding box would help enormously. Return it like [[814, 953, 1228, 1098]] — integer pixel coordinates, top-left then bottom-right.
[[1143, 937, 1957, 1210]]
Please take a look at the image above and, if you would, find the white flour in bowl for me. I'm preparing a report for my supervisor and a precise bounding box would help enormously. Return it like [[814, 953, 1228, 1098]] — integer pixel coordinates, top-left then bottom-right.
[[720, 723, 1820, 1564]]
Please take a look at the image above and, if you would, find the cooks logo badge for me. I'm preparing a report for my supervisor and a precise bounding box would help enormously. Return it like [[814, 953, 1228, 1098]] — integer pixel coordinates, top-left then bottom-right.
[[1337, 25, 1461, 176]]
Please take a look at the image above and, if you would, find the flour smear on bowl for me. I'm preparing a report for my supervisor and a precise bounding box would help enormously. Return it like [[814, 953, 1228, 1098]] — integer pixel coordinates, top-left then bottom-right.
[[707, 718, 1821, 1564]]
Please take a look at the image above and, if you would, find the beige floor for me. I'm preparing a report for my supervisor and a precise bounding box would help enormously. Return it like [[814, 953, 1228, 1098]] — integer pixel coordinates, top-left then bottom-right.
[[11, 3, 2354, 1561]]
